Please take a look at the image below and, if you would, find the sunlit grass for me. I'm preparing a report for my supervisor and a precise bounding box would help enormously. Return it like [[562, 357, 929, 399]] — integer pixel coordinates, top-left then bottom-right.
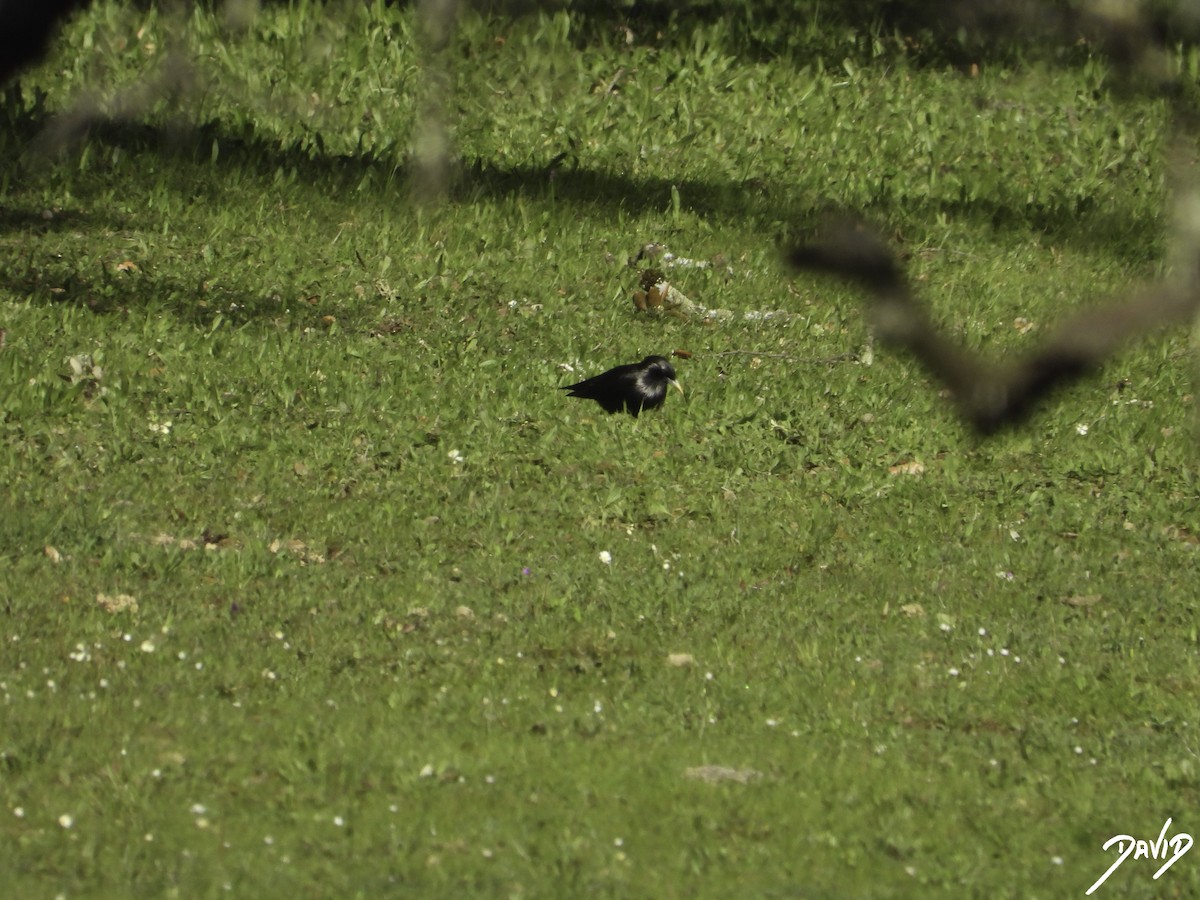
[[2, 2, 1199, 897]]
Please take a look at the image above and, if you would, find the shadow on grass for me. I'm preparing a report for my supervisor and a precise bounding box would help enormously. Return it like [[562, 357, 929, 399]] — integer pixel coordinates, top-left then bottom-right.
[[463, 159, 1165, 264], [0, 264, 275, 325], [449, 0, 1102, 69], [0, 106, 1166, 323]]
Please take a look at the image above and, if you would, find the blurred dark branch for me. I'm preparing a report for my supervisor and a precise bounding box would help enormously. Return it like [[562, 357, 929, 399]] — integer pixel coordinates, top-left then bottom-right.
[[413, 0, 460, 201], [789, 215, 1200, 433], [788, 0, 1200, 435], [0, 0, 90, 86], [28, 51, 196, 158]]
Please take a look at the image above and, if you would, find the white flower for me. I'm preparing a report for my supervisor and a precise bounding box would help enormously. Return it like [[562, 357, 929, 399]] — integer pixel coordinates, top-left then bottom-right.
[[598, 551, 612, 565]]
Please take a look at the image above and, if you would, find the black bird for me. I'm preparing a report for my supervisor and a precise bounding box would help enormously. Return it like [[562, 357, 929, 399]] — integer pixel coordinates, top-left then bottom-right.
[[561, 355, 683, 417]]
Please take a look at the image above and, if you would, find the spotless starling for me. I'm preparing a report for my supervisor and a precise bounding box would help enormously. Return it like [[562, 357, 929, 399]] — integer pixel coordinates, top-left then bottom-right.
[[561, 355, 683, 417]]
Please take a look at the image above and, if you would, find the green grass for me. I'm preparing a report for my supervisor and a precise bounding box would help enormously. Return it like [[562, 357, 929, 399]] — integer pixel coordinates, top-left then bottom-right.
[[2, 2, 1200, 897]]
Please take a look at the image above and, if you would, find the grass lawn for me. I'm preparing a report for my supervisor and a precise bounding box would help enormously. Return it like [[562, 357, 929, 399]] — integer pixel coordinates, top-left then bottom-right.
[[2, 1, 1199, 896]]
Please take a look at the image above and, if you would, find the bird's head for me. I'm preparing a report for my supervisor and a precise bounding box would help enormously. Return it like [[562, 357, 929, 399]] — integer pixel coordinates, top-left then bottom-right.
[[640, 356, 684, 396]]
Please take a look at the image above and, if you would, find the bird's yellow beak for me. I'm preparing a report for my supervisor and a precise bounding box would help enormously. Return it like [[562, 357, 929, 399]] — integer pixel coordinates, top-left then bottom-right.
[[670, 379, 684, 396]]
